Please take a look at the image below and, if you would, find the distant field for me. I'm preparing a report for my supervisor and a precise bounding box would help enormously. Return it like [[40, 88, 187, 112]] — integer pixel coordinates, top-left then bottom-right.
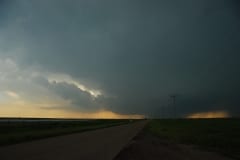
[[0, 118, 132, 146], [147, 119, 240, 159]]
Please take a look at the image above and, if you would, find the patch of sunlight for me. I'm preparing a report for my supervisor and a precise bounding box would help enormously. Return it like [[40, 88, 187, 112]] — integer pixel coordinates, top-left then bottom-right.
[[186, 111, 230, 119]]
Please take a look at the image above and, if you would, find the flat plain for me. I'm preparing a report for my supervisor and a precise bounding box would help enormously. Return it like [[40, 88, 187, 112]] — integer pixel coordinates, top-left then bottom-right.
[[115, 119, 240, 160], [1, 118, 239, 160], [0, 118, 131, 146], [0, 120, 147, 160]]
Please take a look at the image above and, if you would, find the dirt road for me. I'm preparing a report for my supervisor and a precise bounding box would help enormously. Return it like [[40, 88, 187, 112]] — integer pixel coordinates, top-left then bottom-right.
[[0, 120, 147, 160]]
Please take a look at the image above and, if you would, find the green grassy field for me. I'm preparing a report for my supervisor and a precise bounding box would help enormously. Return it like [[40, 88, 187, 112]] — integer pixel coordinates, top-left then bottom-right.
[[0, 118, 131, 146], [147, 119, 240, 159]]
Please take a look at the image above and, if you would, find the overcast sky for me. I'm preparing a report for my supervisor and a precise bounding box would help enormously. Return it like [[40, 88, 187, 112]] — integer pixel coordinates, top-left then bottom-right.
[[0, 0, 240, 118]]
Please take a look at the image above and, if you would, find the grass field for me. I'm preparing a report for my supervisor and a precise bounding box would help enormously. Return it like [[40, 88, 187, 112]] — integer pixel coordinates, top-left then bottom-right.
[[147, 119, 240, 159], [0, 118, 131, 146]]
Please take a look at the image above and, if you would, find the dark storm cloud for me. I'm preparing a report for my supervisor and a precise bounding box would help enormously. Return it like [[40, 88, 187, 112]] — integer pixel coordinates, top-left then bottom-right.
[[1, 0, 240, 117]]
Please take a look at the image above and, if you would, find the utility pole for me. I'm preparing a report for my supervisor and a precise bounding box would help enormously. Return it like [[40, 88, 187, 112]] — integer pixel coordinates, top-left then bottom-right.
[[169, 95, 177, 119]]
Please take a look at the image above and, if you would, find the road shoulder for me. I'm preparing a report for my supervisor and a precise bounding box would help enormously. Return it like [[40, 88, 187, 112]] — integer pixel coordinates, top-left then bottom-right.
[[114, 131, 234, 160]]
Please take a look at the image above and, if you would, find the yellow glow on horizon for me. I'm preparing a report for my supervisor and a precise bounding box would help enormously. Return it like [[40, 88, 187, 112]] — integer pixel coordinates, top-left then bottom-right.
[[78, 110, 145, 119], [186, 111, 229, 119], [0, 92, 144, 119], [0, 103, 144, 119]]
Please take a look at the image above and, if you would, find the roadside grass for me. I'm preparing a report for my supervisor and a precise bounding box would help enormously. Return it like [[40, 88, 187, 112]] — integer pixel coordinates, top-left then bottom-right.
[[0, 119, 132, 146], [147, 119, 240, 159]]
